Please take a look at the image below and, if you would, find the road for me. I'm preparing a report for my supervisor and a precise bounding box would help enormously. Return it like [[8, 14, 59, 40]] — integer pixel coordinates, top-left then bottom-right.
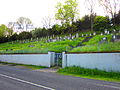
[[0, 65, 120, 90]]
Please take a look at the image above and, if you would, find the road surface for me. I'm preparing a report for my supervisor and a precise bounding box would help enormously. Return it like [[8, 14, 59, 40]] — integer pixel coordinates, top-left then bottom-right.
[[0, 65, 120, 90]]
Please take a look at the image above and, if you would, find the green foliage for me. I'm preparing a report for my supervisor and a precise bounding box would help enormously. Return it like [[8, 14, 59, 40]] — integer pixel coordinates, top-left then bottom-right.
[[83, 35, 112, 45], [93, 16, 110, 31], [55, 0, 78, 26], [58, 66, 120, 80], [0, 24, 13, 37], [70, 41, 120, 52], [18, 31, 32, 40], [0, 33, 119, 53]]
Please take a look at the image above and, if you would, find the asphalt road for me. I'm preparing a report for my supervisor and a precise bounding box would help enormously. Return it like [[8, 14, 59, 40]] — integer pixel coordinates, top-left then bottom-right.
[[0, 65, 120, 90]]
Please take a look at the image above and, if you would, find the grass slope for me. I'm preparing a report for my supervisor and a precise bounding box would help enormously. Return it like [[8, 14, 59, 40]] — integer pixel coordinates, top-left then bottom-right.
[[0, 34, 120, 53]]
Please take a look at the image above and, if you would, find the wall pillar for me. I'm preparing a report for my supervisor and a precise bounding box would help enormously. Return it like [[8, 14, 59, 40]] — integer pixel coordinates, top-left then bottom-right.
[[62, 52, 67, 68]]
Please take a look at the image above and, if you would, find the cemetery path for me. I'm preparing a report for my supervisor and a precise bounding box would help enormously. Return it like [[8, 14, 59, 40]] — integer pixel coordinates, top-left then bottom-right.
[[0, 65, 120, 90]]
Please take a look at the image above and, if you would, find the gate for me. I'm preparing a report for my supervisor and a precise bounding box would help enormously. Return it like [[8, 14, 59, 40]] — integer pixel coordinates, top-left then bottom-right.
[[55, 53, 62, 67]]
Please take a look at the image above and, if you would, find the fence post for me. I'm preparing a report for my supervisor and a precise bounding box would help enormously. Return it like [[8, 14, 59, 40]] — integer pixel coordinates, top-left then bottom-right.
[[62, 52, 67, 68], [48, 52, 55, 67]]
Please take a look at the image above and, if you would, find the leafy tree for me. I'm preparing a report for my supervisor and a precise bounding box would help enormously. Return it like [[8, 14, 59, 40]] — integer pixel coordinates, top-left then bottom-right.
[[52, 24, 62, 34], [18, 31, 32, 40], [93, 16, 110, 31], [0, 24, 13, 37], [55, 0, 79, 27], [111, 11, 120, 25], [9, 33, 18, 41], [32, 28, 48, 38]]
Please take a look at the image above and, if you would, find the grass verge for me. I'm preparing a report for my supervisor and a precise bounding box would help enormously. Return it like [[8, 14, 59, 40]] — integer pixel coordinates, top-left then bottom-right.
[[0, 61, 47, 70], [57, 66, 120, 83]]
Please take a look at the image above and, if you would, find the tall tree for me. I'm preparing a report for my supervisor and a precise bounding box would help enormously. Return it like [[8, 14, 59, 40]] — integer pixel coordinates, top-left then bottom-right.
[[17, 17, 33, 31], [42, 16, 54, 29], [0, 24, 13, 37], [85, 0, 96, 31], [55, 0, 79, 27], [99, 0, 120, 25]]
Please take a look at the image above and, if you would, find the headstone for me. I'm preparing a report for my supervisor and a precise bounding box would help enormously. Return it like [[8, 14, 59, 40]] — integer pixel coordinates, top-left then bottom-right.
[[89, 33, 92, 36], [101, 33, 103, 35], [82, 34, 84, 37], [113, 29, 116, 32], [76, 33, 79, 38], [37, 37, 38, 40], [53, 34, 54, 38], [104, 29, 107, 34], [93, 32, 96, 35], [113, 35, 116, 39], [107, 31, 110, 34], [72, 36, 74, 39], [86, 34, 88, 36], [103, 37, 107, 41]]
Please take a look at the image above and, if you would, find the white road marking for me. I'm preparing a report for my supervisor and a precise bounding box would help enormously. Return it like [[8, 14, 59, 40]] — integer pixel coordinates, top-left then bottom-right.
[[0, 73, 55, 90]]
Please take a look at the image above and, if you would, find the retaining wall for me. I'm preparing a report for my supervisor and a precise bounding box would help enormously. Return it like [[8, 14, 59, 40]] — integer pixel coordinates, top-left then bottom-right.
[[0, 52, 55, 67], [62, 52, 120, 72]]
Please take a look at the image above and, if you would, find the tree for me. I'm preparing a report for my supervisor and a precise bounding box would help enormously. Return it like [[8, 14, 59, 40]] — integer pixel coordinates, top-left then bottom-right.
[[93, 16, 110, 31], [17, 17, 33, 31], [0, 24, 13, 37], [52, 24, 62, 34], [99, 0, 120, 25], [85, 0, 97, 31], [9, 33, 18, 41], [55, 0, 79, 27], [42, 16, 54, 29], [18, 31, 32, 40]]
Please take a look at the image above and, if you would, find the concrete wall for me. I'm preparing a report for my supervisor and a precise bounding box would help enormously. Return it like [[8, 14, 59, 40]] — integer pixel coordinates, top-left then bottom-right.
[[0, 52, 55, 67], [62, 52, 120, 72]]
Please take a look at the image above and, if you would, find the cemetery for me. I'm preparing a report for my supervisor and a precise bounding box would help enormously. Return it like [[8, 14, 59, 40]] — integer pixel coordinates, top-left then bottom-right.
[[0, 30, 120, 54]]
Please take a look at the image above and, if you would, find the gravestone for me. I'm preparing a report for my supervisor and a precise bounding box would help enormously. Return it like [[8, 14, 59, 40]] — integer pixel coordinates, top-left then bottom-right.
[[104, 29, 107, 34], [89, 33, 92, 36], [113, 29, 116, 32], [93, 32, 96, 35], [103, 37, 107, 41], [82, 34, 84, 37], [76, 33, 79, 38]]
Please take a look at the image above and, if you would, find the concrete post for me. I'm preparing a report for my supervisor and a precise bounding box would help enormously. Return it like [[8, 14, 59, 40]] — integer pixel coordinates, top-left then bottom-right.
[[48, 52, 55, 67], [62, 52, 67, 68]]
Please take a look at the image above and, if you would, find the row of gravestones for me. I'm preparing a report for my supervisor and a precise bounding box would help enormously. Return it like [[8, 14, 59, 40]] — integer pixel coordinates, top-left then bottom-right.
[[11, 29, 120, 44], [45, 29, 120, 43]]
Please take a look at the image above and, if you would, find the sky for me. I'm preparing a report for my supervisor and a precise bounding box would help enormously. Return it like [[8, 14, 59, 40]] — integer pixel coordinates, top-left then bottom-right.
[[0, 0, 105, 28]]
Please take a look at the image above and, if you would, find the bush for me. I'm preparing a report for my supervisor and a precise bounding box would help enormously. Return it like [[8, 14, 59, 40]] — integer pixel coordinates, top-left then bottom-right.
[[93, 16, 110, 31]]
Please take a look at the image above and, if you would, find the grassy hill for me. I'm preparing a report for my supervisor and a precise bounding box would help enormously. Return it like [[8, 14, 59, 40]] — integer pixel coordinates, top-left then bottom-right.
[[0, 32, 120, 54]]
